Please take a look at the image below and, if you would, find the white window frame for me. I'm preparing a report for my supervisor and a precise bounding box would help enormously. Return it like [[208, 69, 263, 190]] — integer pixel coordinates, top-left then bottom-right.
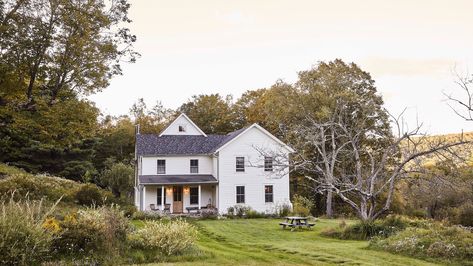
[[190, 159, 199, 173], [264, 184, 274, 203], [157, 159, 166, 174], [236, 185, 245, 204], [264, 156, 273, 172], [235, 157, 245, 172]]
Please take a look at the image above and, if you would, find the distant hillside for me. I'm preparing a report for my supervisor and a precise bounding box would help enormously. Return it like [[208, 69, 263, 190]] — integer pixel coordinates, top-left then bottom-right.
[[408, 131, 473, 166]]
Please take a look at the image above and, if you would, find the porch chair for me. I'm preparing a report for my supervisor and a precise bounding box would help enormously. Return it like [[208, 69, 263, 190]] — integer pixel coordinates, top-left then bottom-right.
[[150, 204, 158, 211], [163, 203, 171, 214]]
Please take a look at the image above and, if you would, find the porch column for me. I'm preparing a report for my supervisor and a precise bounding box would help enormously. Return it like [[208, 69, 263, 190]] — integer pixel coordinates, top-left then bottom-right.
[[198, 185, 201, 209], [161, 186, 164, 210], [215, 184, 219, 210], [143, 186, 146, 211]]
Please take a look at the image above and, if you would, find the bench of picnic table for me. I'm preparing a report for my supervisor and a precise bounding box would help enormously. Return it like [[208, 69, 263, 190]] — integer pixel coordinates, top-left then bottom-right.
[[279, 222, 295, 229]]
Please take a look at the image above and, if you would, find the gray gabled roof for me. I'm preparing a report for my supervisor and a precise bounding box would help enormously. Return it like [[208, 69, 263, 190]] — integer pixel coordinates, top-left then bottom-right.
[[139, 174, 218, 184], [136, 127, 247, 156]]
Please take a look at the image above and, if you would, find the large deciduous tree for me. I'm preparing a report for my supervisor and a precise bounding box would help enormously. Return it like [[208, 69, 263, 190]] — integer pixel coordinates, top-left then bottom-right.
[[0, 0, 138, 106], [178, 94, 238, 134], [289, 60, 392, 218], [0, 0, 137, 179]]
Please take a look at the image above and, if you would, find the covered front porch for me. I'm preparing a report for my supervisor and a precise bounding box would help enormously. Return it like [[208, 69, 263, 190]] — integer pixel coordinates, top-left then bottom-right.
[[137, 175, 219, 213]]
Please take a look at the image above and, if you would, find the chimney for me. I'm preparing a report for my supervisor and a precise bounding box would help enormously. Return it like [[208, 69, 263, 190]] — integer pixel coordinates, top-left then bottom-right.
[[135, 124, 140, 135]]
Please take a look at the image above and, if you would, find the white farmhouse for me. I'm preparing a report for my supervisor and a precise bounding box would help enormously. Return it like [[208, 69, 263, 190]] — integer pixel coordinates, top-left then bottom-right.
[[134, 113, 294, 214]]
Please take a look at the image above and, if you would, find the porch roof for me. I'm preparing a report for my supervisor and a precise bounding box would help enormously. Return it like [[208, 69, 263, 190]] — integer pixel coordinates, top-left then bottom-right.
[[139, 174, 218, 185]]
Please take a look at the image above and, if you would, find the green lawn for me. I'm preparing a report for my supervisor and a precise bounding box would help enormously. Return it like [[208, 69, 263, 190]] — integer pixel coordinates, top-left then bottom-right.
[[147, 218, 443, 266]]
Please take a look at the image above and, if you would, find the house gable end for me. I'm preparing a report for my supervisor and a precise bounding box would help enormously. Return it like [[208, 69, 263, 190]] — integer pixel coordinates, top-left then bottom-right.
[[214, 124, 295, 154], [159, 113, 207, 137]]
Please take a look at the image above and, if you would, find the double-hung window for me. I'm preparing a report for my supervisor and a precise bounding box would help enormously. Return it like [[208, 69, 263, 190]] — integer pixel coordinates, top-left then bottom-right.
[[264, 156, 273, 172], [236, 186, 245, 203], [190, 159, 199, 173], [236, 157, 245, 172], [265, 185, 273, 203], [157, 159, 166, 174], [190, 187, 199, 204]]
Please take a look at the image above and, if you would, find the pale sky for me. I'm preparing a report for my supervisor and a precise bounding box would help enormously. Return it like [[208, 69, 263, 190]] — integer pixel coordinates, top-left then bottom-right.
[[89, 0, 473, 134]]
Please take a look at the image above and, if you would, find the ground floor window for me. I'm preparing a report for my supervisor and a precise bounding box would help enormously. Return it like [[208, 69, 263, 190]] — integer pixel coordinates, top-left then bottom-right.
[[265, 185, 273, 203], [236, 186, 245, 203], [190, 187, 199, 204], [157, 187, 166, 205]]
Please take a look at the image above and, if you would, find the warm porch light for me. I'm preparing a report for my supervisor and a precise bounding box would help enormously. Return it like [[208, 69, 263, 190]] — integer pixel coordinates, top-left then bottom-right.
[[183, 186, 190, 193]]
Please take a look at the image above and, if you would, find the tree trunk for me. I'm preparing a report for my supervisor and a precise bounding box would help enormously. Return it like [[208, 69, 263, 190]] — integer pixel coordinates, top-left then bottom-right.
[[326, 190, 333, 218]]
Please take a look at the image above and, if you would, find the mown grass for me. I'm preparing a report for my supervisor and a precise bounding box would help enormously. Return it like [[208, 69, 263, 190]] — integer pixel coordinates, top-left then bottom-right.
[[142, 218, 445, 266]]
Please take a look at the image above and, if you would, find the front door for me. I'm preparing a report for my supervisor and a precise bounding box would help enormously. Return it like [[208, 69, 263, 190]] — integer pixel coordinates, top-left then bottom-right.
[[173, 186, 183, 213]]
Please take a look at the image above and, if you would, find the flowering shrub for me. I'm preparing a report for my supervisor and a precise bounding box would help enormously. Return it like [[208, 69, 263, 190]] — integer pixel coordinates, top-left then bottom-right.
[[200, 208, 218, 219], [128, 219, 197, 256], [227, 205, 251, 217], [0, 197, 56, 265], [42, 217, 61, 233], [132, 210, 163, 220]]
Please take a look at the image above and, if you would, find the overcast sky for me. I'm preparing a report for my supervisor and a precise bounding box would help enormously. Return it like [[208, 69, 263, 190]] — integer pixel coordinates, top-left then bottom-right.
[[89, 0, 473, 134]]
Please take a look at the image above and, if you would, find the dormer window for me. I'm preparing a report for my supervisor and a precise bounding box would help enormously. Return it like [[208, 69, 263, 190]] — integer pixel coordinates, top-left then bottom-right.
[[178, 125, 186, 132]]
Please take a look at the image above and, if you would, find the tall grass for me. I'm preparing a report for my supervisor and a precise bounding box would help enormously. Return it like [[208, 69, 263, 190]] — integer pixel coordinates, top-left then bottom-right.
[[0, 194, 59, 265]]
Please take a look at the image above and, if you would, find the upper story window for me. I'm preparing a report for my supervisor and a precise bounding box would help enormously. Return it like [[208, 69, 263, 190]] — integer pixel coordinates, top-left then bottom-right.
[[178, 125, 186, 132], [264, 156, 273, 172], [236, 157, 245, 172], [157, 159, 166, 174], [190, 159, 199, 173]]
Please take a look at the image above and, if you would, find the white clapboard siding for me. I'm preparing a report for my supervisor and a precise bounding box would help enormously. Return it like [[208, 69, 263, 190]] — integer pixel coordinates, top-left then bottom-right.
[[141, 155, 213, 175], [217, 126, 291, 213]]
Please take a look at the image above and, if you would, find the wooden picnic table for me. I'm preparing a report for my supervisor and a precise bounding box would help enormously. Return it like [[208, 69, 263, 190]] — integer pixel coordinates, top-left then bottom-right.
[[279, 216, 315, 231]]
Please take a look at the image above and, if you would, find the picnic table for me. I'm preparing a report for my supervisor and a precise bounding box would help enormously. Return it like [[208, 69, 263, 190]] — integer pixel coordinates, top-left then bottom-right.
[[279, 216, 315, 231]]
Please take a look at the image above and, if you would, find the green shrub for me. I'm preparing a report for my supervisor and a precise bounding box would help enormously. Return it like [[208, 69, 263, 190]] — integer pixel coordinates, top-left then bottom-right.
[[457, 202, 473, 226], [120, 204, 137, 218], [246, 209, 267, 218], [75, 184, 103, 206], [370, 224, 473, 260], [0, 196, 57, 265], [292, 195, 314, 216], [234, 205, 251, 217], [322, 215, 413, 240], [277, 203, 292, 217], [0, 173, 79, 202], [128, 219, 197, 256], [53, 206, 129, 261]]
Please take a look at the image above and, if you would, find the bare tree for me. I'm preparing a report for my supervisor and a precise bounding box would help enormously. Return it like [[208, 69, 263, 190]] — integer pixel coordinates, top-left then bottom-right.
[[445, 72, 473, 121], [258, 105, 470, 222]]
